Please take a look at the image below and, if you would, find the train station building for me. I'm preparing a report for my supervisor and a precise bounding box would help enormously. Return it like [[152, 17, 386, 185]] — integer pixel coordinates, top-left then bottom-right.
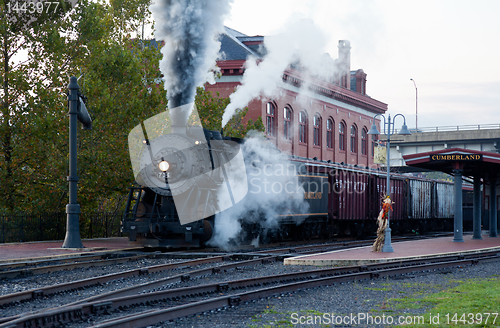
[[206, 27, 387, 167], [403, 148, 500, 242]]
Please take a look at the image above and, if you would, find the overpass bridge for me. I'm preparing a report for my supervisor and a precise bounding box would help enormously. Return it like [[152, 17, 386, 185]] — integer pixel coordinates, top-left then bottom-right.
[[381, 124, 500, 170]]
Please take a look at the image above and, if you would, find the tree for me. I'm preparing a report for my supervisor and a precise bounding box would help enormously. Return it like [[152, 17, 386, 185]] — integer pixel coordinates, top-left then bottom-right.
[[195, 86, 264, 138], [0, 0, 263, 215], [0, 0, 165, 213], [0, 0, 82, 211]]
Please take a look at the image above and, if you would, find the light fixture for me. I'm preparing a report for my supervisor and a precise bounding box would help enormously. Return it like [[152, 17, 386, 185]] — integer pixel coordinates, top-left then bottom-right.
[[158, 160, 170, 172], [367, 123, 380, 135], [399, 124, 411, 135]]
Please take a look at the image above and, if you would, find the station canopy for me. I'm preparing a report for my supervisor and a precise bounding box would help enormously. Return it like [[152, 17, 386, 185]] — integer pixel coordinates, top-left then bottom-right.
[[402, 148, 500, 177]]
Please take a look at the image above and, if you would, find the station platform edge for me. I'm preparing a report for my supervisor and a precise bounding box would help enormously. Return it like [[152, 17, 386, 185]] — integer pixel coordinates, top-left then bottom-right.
[[284, 234, 500, 267]]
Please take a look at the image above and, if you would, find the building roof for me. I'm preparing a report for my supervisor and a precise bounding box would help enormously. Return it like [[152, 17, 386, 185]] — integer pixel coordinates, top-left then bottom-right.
[[403, 148, 500, 177], [219, 27, 260, 60], [216, 26, 388, 114]]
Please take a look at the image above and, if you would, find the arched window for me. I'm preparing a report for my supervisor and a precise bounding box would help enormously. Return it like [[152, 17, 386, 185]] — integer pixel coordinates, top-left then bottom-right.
[[326, 118, 334, 149], [299, 111, 307, 143], [350, 125, 357, 153], [284, 107, 292, 140], [339, 121, 346, 151], [266, 102, 275, 136], [313, 115, 321, 146], [371, 134, 377, 157], [361, 127, 368, 155]]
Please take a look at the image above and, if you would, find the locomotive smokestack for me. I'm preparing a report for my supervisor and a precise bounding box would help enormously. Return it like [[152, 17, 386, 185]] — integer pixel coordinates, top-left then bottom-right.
[[151, 0, 231, 128]]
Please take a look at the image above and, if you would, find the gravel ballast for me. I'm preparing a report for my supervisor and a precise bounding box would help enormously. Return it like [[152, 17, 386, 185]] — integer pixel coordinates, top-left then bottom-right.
[[161, 259, 500, 328]]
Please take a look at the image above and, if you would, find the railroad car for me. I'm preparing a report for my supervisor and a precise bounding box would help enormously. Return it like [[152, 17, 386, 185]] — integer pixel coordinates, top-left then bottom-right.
[[122, 129, 456, 247]]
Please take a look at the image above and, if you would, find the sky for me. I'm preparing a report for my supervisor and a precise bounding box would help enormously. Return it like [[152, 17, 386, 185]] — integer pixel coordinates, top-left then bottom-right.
[[223, 0, 500, 130]]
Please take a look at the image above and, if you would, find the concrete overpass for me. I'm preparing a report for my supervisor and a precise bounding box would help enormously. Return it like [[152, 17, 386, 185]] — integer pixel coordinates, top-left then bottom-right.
[[381, 124, 500, 169]]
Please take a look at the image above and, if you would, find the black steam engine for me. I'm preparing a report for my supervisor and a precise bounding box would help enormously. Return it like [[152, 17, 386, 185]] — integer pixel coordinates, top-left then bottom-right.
[[122, 124, 243, 247]]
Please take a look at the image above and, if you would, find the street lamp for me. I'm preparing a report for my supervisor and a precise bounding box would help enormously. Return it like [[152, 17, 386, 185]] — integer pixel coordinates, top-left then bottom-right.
[[367, 114, 411, 252], [410, 78, 417, 132]]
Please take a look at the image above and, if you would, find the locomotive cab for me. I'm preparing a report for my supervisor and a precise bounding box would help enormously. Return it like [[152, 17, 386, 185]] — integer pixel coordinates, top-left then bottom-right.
[[122, 186, 215, 247]]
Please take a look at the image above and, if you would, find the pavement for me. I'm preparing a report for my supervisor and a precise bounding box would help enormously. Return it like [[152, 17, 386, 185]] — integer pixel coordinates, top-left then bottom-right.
[[284, 233, 500, 266], [0, 237, 136, 263]]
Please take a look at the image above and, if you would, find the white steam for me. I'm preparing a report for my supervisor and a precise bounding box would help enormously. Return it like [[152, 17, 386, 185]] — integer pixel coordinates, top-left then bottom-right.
[[151, 0, 232, 124], [209, 132, 310, 249], [221, 18, 337, 127]]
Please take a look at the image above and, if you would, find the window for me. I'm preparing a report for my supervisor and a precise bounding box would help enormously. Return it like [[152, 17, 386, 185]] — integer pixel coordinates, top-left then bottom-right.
[[326, 118, 333, 149], [371, 134, 377, 157], [266, 102, 275, 136], [313, 115, 321, 146], [299, 111, 307, 143], [361, 128, 368, 155], [339, 121, 346, 151], [350, 125, 357, 153], [284, 107, 292, 140]]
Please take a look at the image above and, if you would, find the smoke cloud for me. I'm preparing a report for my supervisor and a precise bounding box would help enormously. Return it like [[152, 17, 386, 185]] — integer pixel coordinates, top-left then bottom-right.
[[209, 132, 310, 249], [151, 0, 232, 126], [221, 18, 337, 127]]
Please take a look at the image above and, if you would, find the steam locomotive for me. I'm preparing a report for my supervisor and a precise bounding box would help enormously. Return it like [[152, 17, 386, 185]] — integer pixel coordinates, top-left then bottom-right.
[[121, 124, 457, 248]]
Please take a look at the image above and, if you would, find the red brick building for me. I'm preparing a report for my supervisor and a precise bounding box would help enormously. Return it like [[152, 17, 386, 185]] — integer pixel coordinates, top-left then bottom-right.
[[206, 27, 387, 167]]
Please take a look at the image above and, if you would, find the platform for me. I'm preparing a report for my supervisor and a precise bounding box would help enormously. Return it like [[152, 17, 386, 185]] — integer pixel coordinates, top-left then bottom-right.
[[284, 233, 500, 267], [0, 237, 136, 263]]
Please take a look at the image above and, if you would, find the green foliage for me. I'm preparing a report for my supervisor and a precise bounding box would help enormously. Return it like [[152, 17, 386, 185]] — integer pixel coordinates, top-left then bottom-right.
[[0, 0, 164, 212], [421, 171, 453, 182], [0, 0, 263, 215], [195, 86, 265, 138]]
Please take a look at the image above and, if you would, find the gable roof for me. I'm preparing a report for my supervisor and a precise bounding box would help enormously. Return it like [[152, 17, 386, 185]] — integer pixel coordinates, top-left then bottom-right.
[[219, 27, 261, 60]]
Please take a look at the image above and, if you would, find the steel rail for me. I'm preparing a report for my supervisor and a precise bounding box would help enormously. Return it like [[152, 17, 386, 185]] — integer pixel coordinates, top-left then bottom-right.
[[0, 253, 154, 279], [0, 255, 229, 307], [1, 251, 498, 328], [0, 256, 277, 325], [0, 251, 142, 271], [92, 254, 500, 328], [252, 234, 451, 255]]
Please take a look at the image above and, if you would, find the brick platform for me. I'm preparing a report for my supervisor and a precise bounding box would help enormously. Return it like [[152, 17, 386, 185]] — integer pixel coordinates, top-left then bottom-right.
[[0, 238, 136, 263], [284, 233, 500, 267]]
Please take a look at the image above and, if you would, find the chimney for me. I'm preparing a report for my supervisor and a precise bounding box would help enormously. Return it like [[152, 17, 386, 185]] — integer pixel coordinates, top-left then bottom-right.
[[337, 40, 351, 89], [354, 69, 367, 95]]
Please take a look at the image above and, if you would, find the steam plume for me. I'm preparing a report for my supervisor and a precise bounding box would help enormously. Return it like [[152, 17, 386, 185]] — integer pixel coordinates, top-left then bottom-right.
[[151, 0, 232, 125], [209, 132, 310, 249], [222, 18, 336, 127]]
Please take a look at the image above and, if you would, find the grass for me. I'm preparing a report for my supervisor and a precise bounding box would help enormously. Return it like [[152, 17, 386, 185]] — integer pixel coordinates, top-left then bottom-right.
[[365, 286, 391, 291], [386, 277, 500, 327]]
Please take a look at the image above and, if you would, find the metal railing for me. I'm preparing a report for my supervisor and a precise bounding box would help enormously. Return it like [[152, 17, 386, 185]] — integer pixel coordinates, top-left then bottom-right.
[[0, 211, 122, 243], [400, 123, 500, 134]]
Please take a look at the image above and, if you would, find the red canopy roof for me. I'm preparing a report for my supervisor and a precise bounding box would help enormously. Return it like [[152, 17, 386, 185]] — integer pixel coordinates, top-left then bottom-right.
[[403, 148, 500, 177]]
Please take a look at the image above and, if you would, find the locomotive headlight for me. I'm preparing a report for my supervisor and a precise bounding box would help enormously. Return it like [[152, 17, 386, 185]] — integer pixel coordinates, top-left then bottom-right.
[[158, 160, 170, 172]]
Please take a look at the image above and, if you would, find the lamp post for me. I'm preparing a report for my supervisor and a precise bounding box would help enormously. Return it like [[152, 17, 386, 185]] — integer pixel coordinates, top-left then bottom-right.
[[62, 76, 92, 248], [368, 114, 411, 252], [410, 78, 417, 132]]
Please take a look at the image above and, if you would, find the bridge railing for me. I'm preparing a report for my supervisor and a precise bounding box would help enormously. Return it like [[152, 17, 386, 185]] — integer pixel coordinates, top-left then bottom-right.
[[397, 124, 500, 134]]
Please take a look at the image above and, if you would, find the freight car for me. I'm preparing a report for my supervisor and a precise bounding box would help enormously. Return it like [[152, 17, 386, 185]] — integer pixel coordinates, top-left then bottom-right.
[[254, 158, 455, 241], [121, 129, 457, 247]]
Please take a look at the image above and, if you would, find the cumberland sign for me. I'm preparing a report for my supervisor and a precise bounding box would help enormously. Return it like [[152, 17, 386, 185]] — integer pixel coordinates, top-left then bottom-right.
[[430, 154, 483, 161]]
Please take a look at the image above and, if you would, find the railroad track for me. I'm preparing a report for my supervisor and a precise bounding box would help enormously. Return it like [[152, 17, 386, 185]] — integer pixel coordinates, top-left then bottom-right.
[[0, 255, 278, 326], [0, 249, 498, 328], [0, 232, 453, 279]]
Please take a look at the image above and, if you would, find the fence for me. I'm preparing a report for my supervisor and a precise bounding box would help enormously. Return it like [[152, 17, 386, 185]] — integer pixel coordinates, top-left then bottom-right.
[[0, 211, 122, 243]]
